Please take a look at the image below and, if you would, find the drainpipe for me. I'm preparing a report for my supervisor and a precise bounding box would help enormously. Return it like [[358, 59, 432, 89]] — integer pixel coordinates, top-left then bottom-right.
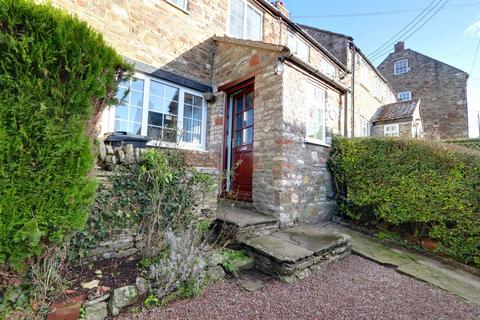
[[349, 41, 356, 138]]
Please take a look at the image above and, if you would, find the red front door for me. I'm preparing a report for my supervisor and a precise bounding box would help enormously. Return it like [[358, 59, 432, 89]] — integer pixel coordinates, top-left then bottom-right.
[[230, 86, 254, 200]]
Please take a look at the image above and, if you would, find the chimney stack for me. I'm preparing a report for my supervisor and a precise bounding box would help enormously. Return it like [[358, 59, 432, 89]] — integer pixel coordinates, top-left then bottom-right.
[[394, 41, 405, 53], [273, 1, 289, 17]]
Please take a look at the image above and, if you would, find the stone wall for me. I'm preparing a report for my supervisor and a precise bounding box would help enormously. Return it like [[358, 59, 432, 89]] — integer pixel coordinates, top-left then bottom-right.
[[378, 46, 469, 139], [276, 63, 343, 226], [371, 121, 413, 138]]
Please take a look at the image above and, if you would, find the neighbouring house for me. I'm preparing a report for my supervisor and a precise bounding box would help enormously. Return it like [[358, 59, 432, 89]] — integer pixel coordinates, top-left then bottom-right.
[[42, 0, 354, 226], [378, 41, 469, 139], [370, 99, 423, 138], [300, 25, 397, 138]]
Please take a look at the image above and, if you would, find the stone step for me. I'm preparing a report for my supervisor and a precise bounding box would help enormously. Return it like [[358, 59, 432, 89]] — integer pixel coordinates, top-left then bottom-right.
[[214, 207, 279, 242], [242, 224, 351, 283]]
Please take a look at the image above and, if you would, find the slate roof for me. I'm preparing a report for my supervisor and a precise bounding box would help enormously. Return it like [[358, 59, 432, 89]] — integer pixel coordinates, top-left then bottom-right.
[[371, 99, 420, 123]]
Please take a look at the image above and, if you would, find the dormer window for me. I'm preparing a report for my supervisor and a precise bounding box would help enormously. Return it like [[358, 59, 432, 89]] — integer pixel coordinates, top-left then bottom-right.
[[228, 0, 263, 41], [394, 59, 408, 75]]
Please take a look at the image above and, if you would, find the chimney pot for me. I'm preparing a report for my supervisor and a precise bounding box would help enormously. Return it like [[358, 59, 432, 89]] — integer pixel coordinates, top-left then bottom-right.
[[394, 41, 405, 53], [273, 1, 289, 17]]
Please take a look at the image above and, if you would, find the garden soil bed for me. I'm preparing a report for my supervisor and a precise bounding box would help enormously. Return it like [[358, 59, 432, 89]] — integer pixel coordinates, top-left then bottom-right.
[[64, 257, 141, 294]]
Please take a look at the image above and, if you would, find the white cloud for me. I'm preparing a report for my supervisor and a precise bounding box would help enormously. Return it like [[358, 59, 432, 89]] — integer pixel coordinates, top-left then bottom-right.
[[465, 17, 480, 37]]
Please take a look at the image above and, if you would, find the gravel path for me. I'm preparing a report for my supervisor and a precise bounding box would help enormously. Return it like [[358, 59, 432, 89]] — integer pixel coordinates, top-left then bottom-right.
[[121, 255, 480, 320]]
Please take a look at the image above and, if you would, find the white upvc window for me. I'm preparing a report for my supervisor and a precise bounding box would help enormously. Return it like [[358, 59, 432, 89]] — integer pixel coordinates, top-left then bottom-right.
[[113, 73, 207, 150], [287, 32, 310, 61], [306, 84, 326, 145], [384, 124, 400, 137], [228, 0, 263, 41], [167, 0, 188, 10], [394, 59, 408, 75], [320, 58, 336, 79], [398, 91, 412, 101], [360, 117, 371, 137]]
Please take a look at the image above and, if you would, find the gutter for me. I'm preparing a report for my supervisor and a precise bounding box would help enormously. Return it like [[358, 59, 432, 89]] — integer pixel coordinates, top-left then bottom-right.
[[280, 50, 349, 93], [254, 0, 349, 73]]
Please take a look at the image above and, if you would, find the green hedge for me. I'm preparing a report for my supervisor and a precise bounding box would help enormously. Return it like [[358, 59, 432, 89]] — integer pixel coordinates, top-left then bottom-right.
[[444, 138, 480, 153], [329, 137, 480, 267], [0, 0, 130, 272]]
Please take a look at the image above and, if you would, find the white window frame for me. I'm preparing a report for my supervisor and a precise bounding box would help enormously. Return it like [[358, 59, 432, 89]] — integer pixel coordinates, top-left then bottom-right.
[[108, 73, 207, 151], [360, 117, 371, 137], [227, 0, 263, 41], [166, 0, 188, 11], [375, 78, 382, 99], [320, 58, 336, 79], [287, 32, 310, 62], [394, 59, 408, 75], [305, 84, 327, 146], [384, 124, 400, 137], [398, 91, 412, 101]]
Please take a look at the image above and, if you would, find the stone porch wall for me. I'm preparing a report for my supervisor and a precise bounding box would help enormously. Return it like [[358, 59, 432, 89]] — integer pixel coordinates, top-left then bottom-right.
[[212, 40, 285, 220], [277, 63, 343, 226]]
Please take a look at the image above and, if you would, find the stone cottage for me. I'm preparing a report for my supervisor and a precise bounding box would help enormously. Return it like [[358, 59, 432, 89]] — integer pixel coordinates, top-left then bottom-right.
[[370, 99, 423, 138], [300, 25, 397, 138], [378, 41, 469, 139], [40, 0, 355, 226]]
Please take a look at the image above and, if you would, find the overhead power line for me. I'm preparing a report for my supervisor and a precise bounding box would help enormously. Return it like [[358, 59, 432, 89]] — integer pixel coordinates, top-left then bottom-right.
[[367, 0, 440, 58], [470, 38, 480, 76], [292, 1, 480, 19], [369, 0, 451, 62]]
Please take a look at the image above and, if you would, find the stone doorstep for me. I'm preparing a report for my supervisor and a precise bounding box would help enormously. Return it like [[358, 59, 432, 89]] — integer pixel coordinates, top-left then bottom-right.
[[242, 224, 352, 281], [215, 207, 278, 228]]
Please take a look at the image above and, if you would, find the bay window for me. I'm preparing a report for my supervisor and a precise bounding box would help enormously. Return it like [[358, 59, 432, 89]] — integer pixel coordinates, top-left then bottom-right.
[[228, 0, 263, 41], [113, 74, 206, 150], [306, 84, 326, 145]]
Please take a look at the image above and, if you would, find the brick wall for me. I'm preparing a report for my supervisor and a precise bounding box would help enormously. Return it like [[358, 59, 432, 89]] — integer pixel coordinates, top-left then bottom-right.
[[378, 47, 468, 139]]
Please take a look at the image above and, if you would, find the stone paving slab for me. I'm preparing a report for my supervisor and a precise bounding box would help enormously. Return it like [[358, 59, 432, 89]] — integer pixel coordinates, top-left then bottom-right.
[[243, 235, 314, 263], [324, 223, 480, 305], [216, 207, 278, 227], [271, 225, 350, 255]]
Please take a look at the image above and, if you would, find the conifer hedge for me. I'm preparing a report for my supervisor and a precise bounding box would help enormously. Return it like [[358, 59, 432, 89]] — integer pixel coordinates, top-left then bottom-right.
[[0, 0, 131, 272], [329, 137, 480, 267]]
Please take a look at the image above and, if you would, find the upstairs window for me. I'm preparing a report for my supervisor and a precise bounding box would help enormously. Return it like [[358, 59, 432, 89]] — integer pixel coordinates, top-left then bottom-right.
[[375, 78, 382, 99], [306, 85, 326, 144], [398, 91, 412, 101], [229, 0, 263, 41], [384, 124, 399, 137], [114, 74, 206, 150], [287, 32, 310, 61], [320, 58, 336, 78], [394, 59, 408, 75], [168, 0, 188, 10]]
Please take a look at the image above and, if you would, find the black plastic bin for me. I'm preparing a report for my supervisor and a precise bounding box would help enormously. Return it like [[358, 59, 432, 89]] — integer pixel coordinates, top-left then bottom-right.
[[104, 131, 149, 148]]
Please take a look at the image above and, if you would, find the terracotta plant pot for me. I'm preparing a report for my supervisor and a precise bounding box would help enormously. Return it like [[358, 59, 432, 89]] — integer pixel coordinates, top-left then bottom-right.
[[47, 294, 84, 320], [421, 237, 437, 252]]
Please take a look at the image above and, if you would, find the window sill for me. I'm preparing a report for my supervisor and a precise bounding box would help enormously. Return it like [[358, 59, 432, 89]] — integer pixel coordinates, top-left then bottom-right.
[[305, 138, 330, 147], [164, 0, 190, 14], [147, 140, 207, 152]]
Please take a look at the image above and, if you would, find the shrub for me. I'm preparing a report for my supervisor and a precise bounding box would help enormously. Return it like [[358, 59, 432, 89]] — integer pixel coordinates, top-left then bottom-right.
[[329, 137, 480, 266], [0, 0, 131, 272]]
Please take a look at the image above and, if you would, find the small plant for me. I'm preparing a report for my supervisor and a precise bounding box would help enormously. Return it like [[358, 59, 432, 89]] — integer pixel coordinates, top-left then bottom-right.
[[220, 249, 248, 273], [376, 231, 402, 242], [143, 294, 160, 308]]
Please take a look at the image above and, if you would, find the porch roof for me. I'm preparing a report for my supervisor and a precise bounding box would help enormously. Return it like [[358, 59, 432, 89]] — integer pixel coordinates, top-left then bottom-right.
[[371, 99, 420, 124]]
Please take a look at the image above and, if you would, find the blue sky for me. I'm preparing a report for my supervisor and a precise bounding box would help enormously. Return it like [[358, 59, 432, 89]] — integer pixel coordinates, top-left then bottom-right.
[[284, 0, 480, 137]]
